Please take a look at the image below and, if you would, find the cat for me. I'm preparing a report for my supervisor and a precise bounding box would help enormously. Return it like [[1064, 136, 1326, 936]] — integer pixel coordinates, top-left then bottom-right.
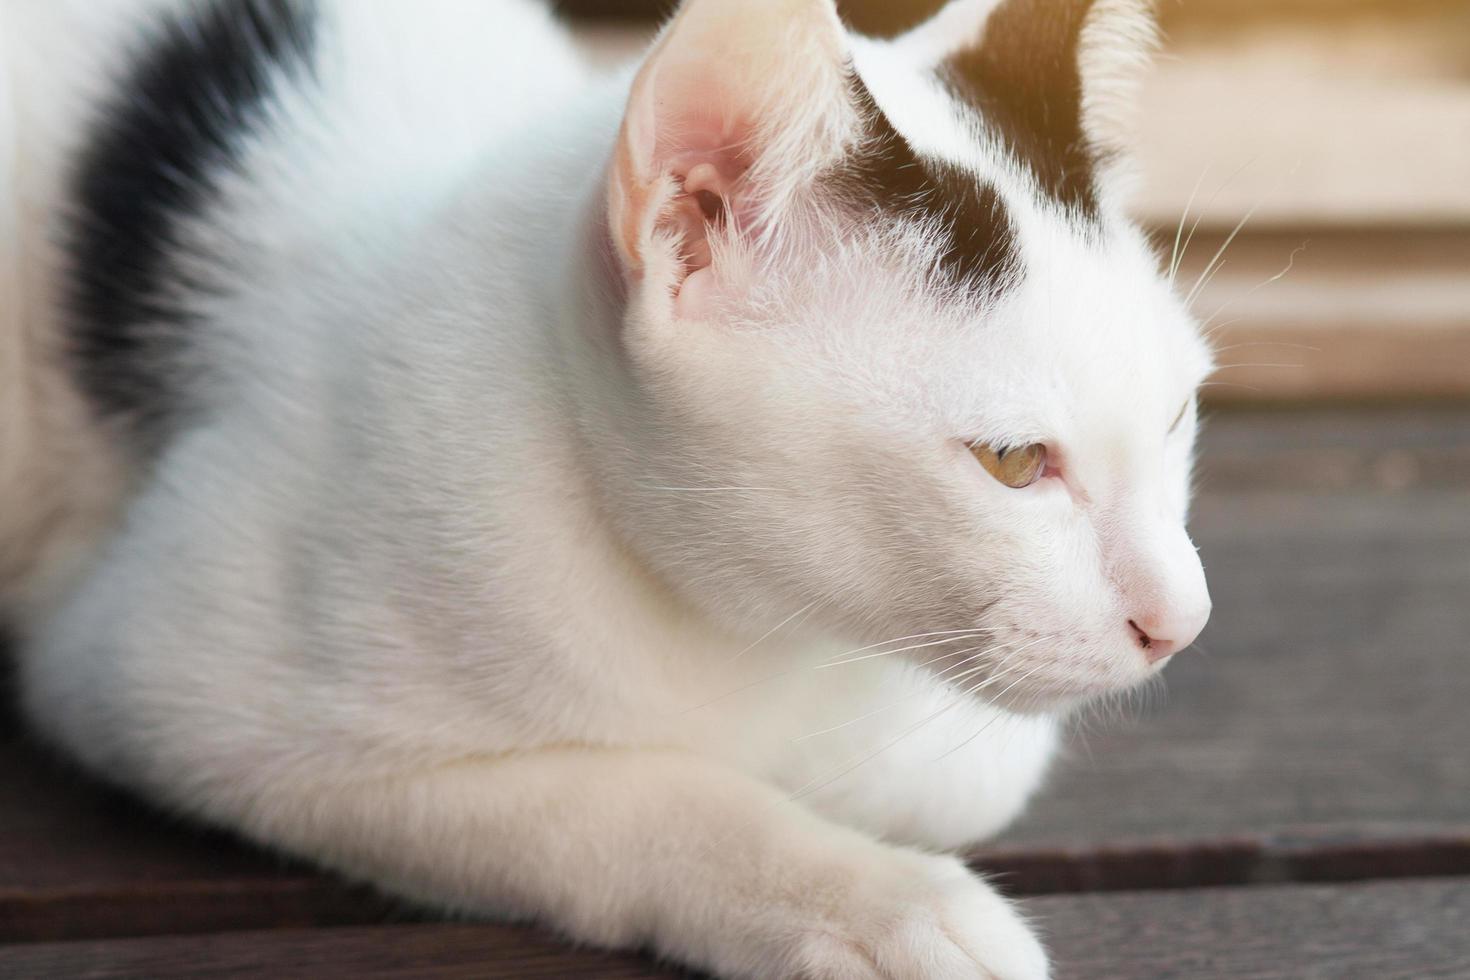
[[1, 0, 1213, 976]]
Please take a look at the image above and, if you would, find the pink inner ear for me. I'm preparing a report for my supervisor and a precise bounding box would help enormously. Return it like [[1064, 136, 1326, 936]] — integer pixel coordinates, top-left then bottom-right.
[[662, 149, 748, 317], [606, 0, 850, 300], [611, 53, 758, 298], [665, 160, 735, 269]]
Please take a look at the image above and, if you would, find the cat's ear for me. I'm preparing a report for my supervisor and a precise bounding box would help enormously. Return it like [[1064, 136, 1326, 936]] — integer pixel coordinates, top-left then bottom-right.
[[606, 0, 855, 315], [899, 0, 1156, 212]]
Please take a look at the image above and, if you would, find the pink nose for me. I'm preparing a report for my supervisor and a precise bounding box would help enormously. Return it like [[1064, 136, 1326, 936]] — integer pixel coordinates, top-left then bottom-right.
[[1129, 604, 1210, 664]]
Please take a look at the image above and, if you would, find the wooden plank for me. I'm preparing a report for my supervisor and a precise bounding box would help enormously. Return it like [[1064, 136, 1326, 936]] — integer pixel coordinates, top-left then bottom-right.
[[1179, 230, 1470, 404], [1035, 879, 1470, 980], [1191, 407, 1470, 492], [0, 921, 681, 979], [1133, 12, 1470, 229], [1, 410, 1467, 942], [1, 879, 1466, 979]]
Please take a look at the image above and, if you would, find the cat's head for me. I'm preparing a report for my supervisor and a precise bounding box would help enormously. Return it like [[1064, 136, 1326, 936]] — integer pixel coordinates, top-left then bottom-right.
[[590, 0, 1212, 712]]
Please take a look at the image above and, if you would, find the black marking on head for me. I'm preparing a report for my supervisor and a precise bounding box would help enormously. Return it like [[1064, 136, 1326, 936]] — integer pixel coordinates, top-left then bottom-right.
[[66, 0, 317, 440], [941, 0, 1101, 219], [837, 77, 1021, 297]]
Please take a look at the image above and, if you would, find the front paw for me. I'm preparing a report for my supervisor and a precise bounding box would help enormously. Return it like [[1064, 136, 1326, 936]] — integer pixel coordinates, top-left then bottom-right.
[[792, 853, 1047, 980]]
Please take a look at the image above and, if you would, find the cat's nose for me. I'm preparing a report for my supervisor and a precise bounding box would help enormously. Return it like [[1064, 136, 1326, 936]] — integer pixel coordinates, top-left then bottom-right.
[[1119, 520, 1212, 664], [1129, 600, 1210, 664]]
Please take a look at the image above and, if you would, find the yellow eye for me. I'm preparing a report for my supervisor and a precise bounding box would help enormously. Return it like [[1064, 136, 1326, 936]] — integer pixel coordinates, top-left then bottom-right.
[[969, 441, 1047, 488]]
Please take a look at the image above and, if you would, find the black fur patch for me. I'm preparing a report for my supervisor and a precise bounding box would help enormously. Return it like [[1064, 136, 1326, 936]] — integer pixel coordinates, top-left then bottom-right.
[[839, 79, 1021, 296], [942, 0, 1101, 219], [66, 0, 317, 438]]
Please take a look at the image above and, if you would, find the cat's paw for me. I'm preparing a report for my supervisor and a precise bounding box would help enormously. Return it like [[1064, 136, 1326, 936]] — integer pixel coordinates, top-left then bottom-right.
[[790, 852, 1048, 980]]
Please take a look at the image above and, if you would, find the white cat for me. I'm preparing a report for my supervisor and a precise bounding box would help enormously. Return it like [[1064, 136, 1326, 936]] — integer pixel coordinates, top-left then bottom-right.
[[1, 0, 1212, 976]]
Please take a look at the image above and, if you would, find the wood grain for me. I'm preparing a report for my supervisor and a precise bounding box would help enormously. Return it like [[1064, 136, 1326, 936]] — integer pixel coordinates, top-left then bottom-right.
[[0, 921, 684, 979], [1181, 231, 1470, 404], [1034, 878, 1470, 980], [2, 879, 1466, 979]]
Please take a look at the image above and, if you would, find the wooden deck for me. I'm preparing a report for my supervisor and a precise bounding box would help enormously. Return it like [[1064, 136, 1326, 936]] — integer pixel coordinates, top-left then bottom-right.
[[3, 407, 1468, 977]]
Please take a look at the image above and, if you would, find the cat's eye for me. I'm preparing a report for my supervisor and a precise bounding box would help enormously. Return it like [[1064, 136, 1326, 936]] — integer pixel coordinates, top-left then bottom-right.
[[1168, 399, 1191, 434], [969, 442, 1047, 489]]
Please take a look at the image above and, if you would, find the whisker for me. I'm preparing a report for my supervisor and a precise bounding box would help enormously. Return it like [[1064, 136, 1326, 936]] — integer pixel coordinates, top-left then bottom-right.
[[914, 642, 992, 672], [787, 643, 1066, 802], [1211, 340, 1322, 355], [794, 642, 1010, 743], [1211, 362, 1304, 372], [1197, 380, 1264, 394], [1197, 243, 1308, 333], [787, 687, 985, 804], [1184, 199, 1264, 311], [1171, 155, 1259, 288], [724, 602, 816, 665], [792, 644, 1007, 743], [934, 630, 1049, 681], [1201, 314, 1250, 340], [816, 630, 999, 670], [647, 485, 791, 493], [816, 627, 997, 667], [791, 693, 927, 742], [944, 656, 1031, 697], [680, 627, 991, 714], [1185, 156, 1304, 312], [674, 667, 802, 715], [933, 661, 1051, 761], [1169, 165, 1210, 284]]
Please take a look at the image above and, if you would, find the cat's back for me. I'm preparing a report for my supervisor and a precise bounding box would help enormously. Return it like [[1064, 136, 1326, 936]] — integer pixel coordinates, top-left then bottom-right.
[[0, 0, 591, 614]]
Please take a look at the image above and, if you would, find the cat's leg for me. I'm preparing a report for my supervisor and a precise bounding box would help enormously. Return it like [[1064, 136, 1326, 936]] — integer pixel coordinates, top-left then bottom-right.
[[246, 748, 1048, 980]]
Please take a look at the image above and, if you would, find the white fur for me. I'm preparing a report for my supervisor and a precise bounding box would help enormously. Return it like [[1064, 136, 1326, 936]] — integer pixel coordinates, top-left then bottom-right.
[[5, 1, 1212, 977]]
